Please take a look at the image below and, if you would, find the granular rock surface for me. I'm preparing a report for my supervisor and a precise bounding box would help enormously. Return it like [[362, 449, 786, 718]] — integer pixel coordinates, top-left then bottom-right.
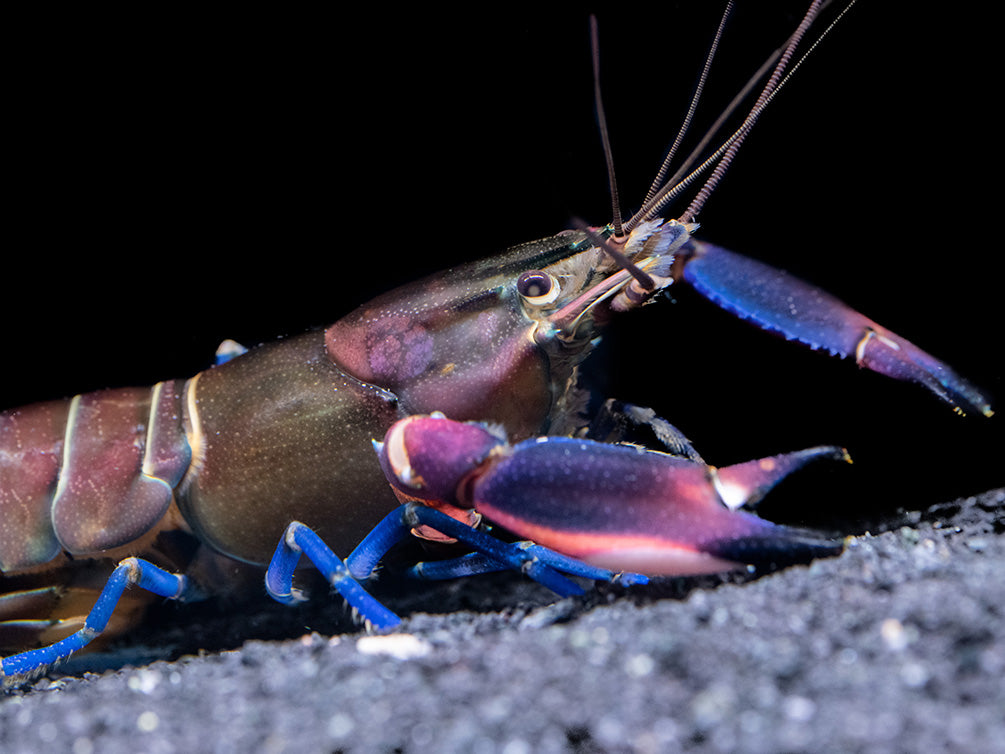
[[2, 488, 1003, 753]]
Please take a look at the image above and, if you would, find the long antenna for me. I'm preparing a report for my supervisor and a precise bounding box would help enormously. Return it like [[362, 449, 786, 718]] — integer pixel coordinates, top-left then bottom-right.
[[641, 1, 734, 211], [590, 16, 622, 237], [679, 0, 823, 224], [624, 0, 855, 232]]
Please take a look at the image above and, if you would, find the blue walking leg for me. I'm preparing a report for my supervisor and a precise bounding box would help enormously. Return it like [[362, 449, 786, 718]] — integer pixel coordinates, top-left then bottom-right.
[[395, 504, 654, 595], [2, 557, 188, 682], [346, 505, 586, 596], [345, 505, 587, 596], [265, 504, 648, 634], [409, 542, 649, 587], [265, 521, 402, 631]]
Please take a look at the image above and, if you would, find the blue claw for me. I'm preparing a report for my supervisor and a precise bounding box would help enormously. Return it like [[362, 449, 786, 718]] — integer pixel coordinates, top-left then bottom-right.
[[681, 241, 993, 417]]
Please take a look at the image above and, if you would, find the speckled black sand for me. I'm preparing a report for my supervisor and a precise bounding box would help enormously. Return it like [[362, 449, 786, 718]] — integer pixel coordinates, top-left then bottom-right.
[[3, 488, 1003, 754]]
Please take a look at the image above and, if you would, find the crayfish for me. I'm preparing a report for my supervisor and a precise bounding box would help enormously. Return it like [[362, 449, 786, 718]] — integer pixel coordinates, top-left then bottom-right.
[[1, 2, 995, 683]]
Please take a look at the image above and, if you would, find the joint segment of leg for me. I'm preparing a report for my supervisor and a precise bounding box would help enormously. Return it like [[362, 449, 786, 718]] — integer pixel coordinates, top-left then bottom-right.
[[404, 515, 648, 588], [265, 521, 401, 631], [402, 505, 586, 597], [1, 558, 189, 681], [516, 544, 649, 586], [344, 509, 417, 581]]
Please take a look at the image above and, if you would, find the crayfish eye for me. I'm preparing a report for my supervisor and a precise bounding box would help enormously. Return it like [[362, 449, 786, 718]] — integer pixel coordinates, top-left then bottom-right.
[[517, 270, 560, 306]]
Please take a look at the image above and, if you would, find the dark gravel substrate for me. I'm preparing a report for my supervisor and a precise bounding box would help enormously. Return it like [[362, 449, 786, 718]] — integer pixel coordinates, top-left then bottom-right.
[[2, 487, 1003, 753]]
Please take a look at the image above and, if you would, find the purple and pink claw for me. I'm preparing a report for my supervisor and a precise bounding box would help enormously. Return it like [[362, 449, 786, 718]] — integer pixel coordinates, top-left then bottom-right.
[[682, 242, 993, 418], [377, 414, 847, 578]]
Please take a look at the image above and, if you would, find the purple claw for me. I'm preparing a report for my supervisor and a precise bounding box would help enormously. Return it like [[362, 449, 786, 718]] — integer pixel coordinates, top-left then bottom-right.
[[471, 437, 844, 575], [377, 415, 846, 577], [682, 241, 993, 418]]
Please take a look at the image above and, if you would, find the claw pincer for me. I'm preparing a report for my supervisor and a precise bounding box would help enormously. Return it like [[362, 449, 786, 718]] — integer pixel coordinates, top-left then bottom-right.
[[377, 414, 846, 577], [681, 242, 993, 418]]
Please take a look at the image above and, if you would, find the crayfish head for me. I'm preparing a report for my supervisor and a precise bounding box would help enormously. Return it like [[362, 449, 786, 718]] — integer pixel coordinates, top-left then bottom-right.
[[324, 219, 693, 441], [536, 218, 697, 342]]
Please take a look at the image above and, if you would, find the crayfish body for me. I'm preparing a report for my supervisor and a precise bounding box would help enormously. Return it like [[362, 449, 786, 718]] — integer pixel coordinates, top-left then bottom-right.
[[0, 2, 994, 683]]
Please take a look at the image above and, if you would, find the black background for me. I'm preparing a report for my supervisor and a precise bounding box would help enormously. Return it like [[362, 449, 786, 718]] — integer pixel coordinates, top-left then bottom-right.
[[6, 3, 1001, 528]]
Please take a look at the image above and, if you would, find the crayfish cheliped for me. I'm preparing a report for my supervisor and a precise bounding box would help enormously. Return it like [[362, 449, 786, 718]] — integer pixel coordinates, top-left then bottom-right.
[[1, 3, 997, 682]]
